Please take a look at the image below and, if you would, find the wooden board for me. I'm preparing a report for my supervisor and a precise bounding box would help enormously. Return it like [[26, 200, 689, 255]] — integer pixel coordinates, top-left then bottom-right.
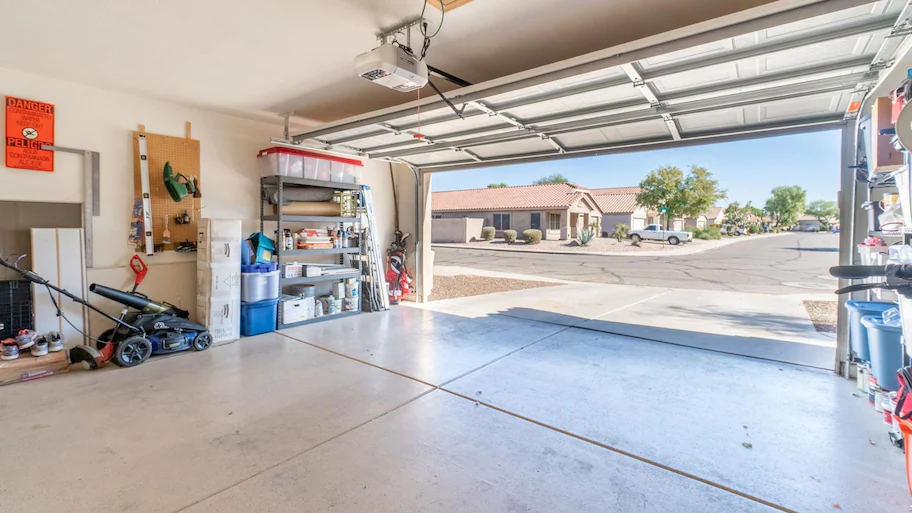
[[132, 130, 201, 252], [30, 228, 59, 335], [56, 228, 88, 346], [30, 228, 88, 344], [426, 0, 475, 11], [0, 349, 68, 387]]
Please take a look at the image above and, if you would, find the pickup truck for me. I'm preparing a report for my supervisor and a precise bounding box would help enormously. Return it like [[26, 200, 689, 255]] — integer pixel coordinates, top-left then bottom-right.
[[629, 224, 693, 245]]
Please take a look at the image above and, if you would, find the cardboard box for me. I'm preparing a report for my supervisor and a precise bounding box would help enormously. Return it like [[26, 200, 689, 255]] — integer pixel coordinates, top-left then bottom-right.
[[873, 96, 904, 172], [0, 350, 69, 387]]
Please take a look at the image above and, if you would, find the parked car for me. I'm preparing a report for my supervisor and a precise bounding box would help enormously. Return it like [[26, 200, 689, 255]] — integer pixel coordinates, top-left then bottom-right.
[[719, 224, 745, 236], [629, 224, 693, 245], [805, 225, 820, 232]]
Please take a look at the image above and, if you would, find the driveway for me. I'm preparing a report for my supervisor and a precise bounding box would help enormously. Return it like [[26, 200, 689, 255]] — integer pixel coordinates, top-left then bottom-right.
[[434, 232, 838, 295]]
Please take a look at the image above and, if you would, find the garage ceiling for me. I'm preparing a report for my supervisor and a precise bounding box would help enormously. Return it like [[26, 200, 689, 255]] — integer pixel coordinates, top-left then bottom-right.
[[0, 0, 811, 124], [291, 0, 912, 171]]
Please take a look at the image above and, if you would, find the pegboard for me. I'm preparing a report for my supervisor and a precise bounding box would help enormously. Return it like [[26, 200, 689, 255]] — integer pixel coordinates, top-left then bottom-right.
[[131, 128, 201, 252]]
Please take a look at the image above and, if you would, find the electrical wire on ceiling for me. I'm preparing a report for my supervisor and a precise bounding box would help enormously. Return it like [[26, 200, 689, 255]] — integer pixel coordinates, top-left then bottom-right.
[[418, 0, 445, 60]]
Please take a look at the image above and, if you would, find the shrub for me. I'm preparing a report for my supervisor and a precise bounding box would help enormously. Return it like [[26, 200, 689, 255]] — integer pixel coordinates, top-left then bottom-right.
[[522, 229, 542, 245], [748, 224, 760, 234], [684, 225, 696, 233], [631, 238, 641, 247], [694, 227, 721, 240], [611, 223, 630, 243], [577, 228, 596, 247], [503, 229, 517, 243], [481, 227, 495, 241]]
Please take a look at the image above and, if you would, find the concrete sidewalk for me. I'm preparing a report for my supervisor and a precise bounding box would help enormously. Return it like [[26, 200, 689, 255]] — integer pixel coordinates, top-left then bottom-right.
[[433, 232, 790, 258], [409, 280, 835, 369]]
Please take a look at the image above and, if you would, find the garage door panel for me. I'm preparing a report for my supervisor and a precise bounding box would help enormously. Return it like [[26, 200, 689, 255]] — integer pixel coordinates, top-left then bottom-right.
[[405, 149, 472, 166], [555, 119, 669, 148], [677, 108, 745, 132], [470, 138, 554, 159], [505, 86, 643, 119], [759, 92, 844, 122]]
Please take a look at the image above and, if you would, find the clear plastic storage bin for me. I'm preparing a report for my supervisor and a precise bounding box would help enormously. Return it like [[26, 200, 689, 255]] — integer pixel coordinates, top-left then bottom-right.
[[257, 148, 304, 178]]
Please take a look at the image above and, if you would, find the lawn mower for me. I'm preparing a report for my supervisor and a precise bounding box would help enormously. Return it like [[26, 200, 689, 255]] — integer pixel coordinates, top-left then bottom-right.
[[0, 254, 212, 369]]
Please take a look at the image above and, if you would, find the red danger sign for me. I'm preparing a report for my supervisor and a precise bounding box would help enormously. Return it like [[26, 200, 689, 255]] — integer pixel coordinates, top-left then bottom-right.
[[5, 96, 55, 172]]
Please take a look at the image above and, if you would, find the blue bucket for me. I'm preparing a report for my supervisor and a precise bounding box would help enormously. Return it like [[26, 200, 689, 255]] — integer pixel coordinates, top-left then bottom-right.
[[860, 315, 904, 391], [845, 301, 896, 361]]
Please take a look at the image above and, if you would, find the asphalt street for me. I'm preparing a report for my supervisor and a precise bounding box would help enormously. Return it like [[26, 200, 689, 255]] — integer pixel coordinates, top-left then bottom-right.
[[433, 232, 839, 295]]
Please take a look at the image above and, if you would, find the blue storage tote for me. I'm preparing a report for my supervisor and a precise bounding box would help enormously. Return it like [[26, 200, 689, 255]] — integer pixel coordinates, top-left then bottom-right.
[[860, 315, 904, 391], [845, 300, 896, 361], [240, 297, 278, 336]]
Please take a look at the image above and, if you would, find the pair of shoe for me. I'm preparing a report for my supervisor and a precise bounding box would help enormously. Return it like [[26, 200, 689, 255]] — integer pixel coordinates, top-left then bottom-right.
[[1, 331, 65, 359]]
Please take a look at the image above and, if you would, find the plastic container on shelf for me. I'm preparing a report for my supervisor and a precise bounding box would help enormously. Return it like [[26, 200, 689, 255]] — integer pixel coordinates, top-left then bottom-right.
[[861, 314, 904, 391], [241, 270, 280, 303], [314, 159, 332, 181], [289, 284, 316, 297], [240, 298, 278, 336], [281, 294, 314, 324], [845, 300, 897, 361], [330, 161, 345, 183], [257, 148, 304, 178]]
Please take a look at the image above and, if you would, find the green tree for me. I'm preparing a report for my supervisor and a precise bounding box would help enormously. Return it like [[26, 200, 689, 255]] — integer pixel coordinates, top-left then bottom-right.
[[487, 182, 508, 188], [723, 202, 750, 227], [745, 202, 764, 219], [806, 200, 839, 230], [764, 186, 807, 227], [636, 165, 726, 229], [533, 173, 569, 185]]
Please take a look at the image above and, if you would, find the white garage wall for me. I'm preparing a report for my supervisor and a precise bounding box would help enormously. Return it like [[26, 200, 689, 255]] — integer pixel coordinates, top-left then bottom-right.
[[0, 66, 404, 334]]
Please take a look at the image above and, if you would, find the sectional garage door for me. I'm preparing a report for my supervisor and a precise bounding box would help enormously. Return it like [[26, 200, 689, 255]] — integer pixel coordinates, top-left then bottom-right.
[[290, 0, 911, 173]]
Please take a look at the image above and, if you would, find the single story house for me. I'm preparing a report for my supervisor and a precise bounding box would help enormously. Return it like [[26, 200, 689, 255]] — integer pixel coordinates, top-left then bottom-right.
[[796, 214, 837, 231], [590, 187, 650, 234], [431, 183, 603, 240], [704, 206, 726, 226], [684, 214, 708, 230]]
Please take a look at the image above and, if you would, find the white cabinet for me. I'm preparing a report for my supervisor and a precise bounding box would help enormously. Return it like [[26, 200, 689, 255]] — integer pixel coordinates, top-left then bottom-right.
[[197, 219, 242, 343]]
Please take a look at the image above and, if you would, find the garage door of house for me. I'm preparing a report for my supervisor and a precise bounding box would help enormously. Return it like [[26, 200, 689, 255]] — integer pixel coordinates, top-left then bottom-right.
[[632, 217, 646, 230]]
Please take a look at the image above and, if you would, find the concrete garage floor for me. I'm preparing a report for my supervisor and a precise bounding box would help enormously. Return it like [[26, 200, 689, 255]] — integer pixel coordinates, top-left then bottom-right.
[[0, 303, 906, 513]]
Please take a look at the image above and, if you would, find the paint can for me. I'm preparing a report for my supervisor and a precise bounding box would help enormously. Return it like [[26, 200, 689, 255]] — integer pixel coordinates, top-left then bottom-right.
[[884, 397, 895, 424], [345, 278, 359, 298], [857, 365, 869, 393], [332, 282, 345, 299], [869, 375, 879, 404], [343, 297, 358, 311], [334, 298, 343, 313], [875, 390, 887, 413]]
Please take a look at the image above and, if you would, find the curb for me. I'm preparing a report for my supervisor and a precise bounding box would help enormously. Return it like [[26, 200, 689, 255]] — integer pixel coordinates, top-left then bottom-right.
[[432, 232, 794, 258]]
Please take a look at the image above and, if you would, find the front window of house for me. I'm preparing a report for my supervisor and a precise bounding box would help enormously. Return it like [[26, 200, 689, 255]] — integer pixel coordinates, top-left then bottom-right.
[[493, 213, 511, 230], [549, 213, 561, 230]]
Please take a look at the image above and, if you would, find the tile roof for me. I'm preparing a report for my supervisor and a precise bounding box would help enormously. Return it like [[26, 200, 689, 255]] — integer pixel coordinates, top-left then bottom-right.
[[590, 186, 641, 215], [589, 186, 641, 195], [704, 206, 725, 219], [431, 183, 596, 212]]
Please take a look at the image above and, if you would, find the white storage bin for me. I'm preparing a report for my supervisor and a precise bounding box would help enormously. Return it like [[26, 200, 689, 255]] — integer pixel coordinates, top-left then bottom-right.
[[257, 148, 304, 178], [241, 270, 280, 303], [281, 295, 314, 324], [197, 295, 241, 343], [198, 263, 242, 298]]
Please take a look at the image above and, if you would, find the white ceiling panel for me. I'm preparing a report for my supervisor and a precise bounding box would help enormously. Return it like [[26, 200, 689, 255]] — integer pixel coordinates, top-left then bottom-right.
[[290, 0, 909, 171]]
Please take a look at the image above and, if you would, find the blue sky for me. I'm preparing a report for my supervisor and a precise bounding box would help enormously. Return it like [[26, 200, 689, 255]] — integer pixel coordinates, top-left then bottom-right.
[[431, 130, 841, 207]]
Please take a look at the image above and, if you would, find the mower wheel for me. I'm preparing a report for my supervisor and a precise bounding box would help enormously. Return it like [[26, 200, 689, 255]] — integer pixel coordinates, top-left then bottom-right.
[[113, 336, 152, 367], [95, 329, 114, 350], [192, 332, 213, 351]]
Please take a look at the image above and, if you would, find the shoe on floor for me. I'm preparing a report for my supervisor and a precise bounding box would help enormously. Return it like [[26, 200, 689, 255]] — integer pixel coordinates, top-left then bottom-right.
[[46, 331, 65, 352], [1, 339, 19, 360], [30, 337, 48, 357], [16, 329, 36, 350]]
